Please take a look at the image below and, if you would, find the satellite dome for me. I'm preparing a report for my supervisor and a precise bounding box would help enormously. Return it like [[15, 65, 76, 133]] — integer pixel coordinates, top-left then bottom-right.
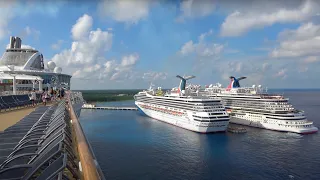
[[47, 61, 56, 70], [54, 67, 62, 73]]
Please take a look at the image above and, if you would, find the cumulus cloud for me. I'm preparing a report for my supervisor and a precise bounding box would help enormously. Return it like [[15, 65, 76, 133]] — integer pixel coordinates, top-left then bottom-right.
[[142, 71, 168, 81], [271, 22, 320, 58], [71, 14, 93, 40], [179, 29, 224, 58], [72, 53, 140, 81], [51, 40, 65, 50], [214, 58, 275, 86], [262, 63, 272, 71], [6, 43, 35, 49], [176, 0, 215, 22], [20, 26, 40, 39], [274, 68, 288, 79], [220, 0, 320, 37], [72, 64, 102, 79], [51, 14, 148, 83], [303, 56, 320, 63], [98, 0, 151, 24], [52, 14, 113, 66]]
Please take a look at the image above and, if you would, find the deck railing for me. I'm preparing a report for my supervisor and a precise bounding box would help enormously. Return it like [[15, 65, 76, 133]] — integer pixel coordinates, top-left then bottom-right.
[[67, 91, 105, 180], [0, 90, 42, 96]]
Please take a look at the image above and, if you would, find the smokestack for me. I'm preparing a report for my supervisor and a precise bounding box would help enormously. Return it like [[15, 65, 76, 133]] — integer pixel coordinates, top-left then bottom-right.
[[17, 37, 21, 49], [9, 36, 15, 49], [14, 37, 21, 49]]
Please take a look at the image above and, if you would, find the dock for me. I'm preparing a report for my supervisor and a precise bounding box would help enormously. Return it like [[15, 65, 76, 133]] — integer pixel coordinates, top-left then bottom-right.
[[82, 106, 138, 111]]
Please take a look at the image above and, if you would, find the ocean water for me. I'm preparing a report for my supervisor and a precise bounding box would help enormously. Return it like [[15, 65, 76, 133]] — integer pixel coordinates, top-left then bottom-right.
[[79, 90, 320, 180]]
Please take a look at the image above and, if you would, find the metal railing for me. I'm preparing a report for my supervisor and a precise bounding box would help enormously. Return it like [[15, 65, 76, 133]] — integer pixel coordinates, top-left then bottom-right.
[[67, 91, 105, 180], [0, 90, 42, 96]]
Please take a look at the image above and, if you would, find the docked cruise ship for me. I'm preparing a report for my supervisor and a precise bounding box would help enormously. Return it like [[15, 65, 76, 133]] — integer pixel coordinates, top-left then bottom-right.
[[203, 76, 318, 134], [134, 75, 229, 133]]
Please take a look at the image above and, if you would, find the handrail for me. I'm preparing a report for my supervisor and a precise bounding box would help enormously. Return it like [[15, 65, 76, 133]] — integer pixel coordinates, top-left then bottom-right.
[[67, 91, 103, 180]]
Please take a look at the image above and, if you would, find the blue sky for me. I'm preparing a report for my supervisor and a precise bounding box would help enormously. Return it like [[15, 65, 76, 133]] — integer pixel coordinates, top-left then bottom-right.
[[1, 0, 320, 89]]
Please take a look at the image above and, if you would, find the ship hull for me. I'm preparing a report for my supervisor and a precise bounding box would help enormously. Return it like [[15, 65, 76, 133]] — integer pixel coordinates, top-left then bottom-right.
[[230, 116, 318, 134], [136, 103, 228, 133]]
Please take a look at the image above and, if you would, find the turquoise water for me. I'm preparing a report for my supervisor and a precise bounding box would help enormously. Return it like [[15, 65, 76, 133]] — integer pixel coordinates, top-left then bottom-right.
[[79, 91, 320, 180]]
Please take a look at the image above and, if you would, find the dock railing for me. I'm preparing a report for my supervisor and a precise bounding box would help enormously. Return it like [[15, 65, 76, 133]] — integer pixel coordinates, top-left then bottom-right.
[[67, 91, 105, 180]]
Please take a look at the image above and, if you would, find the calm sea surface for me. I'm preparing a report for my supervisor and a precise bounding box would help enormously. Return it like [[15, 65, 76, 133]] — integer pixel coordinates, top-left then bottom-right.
[[79, 90, 320, 180]]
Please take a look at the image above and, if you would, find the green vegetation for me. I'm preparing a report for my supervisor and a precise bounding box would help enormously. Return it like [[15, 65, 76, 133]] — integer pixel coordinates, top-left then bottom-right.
[[77, 89, 141, 102]]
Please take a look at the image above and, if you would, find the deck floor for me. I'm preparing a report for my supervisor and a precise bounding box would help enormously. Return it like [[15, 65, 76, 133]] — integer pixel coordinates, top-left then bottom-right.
[[0, 107, 36, 131], [0, 102, 55, 131]]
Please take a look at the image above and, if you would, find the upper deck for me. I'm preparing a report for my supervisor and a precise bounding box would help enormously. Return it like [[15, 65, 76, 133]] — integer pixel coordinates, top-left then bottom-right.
[[204, 86, 288, 101], [138, 89, 222, 102]]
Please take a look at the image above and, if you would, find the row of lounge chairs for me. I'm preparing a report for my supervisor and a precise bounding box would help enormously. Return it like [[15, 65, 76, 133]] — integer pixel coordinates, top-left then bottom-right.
[[0, 100, 80, 179], [0, 94, 43, 112]]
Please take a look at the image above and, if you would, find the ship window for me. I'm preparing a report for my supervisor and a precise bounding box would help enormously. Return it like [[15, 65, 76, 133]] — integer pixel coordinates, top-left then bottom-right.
[[0, 51, 35, 66], [29, 55, 44, 70]]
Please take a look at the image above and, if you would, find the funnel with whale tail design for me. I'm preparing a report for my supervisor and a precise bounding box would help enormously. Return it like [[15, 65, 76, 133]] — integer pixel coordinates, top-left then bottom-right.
[[176, 75, 195, 94], [227, 76, 246, 90]]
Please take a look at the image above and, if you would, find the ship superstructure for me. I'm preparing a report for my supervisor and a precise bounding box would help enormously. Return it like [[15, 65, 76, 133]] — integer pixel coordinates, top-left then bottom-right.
[[203, 77, 318, 134], [0, 36, 71, 92], [134, 75, 229, 133]]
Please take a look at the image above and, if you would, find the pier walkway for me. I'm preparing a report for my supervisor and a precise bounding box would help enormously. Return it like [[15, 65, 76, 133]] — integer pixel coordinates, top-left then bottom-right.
[[83, 106, 138, 111]]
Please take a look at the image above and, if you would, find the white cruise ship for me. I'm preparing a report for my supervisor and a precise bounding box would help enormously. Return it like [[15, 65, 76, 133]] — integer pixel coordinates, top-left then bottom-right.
[[203, 76, 318, 134], [134, 75, 229, 133], [0, 36, 71, 94]]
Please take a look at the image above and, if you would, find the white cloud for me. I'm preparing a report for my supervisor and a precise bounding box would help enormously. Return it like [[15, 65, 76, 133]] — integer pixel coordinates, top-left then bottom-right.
[[71, 14, 93, 40], [303, 56, 320, 63], [121, 54, 139, 67], [180, 41, 195, 56], [51, 14, 145, 84], [6, 43, 35, 49], [72, 53, 140, 81], [53, 14, 113, 66], [0, 1, 17, 39], [19, 26, 41, 40], [274, 68, 287, 79], [179, 29, 224, 58], [51, 40, 65, 50], [142, 71, 168, 81], [73, 64, 102, 78], [0, 1, 64, 40], [98, 54, 140, 81], [98, 0, 151, 24], [271, 22, 320, 58], [176, 0, 215, 22], [220, 0, 320, 37], [262, 63, 272, 71], [198, 29, 213, 41]]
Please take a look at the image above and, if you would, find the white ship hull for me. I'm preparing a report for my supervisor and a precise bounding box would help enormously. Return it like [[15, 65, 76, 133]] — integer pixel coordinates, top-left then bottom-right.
[[230, 116, 318, 134], [136, 102, 228, 133]]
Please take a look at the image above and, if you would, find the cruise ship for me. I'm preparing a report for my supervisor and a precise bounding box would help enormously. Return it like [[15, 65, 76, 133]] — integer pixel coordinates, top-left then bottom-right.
[[203, 76, 318, 134], [0, 36, 71, 94], [134, 75, 229, 133]]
